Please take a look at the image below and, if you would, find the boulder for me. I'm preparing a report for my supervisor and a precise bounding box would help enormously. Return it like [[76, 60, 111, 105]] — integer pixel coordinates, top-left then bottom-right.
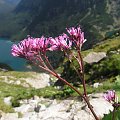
[[1, 113, 18, 120], [83, 52, 106, 64], [25, 73, 50, 89], [14, 104, 34, 113], [93, 82, 103, 88], [4, 96, 12, 106]]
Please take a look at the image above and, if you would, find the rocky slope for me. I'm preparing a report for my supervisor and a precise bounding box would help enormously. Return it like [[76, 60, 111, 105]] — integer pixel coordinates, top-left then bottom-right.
[[0, 94, 113, 120]]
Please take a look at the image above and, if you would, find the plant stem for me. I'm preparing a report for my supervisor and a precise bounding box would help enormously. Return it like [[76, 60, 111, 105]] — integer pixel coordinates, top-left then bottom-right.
[[57, 75, 99, 120], [44, 55, 58, 75], [112, 107, 116, 120], [31, 55, 99, 120], [77, 49, 87, 97]]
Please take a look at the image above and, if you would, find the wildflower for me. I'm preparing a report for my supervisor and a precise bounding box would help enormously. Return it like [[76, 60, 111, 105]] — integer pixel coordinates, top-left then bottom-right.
[[49, 33, 72, 51], [67, 26, 86, 49], [33, 36, 49, 52], [11, 36, 49, 59], [11, 38, 35, 59], [103, 90, 116, 103]]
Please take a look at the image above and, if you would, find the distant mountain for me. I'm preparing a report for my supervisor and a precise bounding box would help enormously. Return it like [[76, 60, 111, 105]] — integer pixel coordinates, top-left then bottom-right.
[[0, 0, 21, 14], [0, 0, 21, 38], [4, 0, 21, 5], [0, 0, 120, 48]]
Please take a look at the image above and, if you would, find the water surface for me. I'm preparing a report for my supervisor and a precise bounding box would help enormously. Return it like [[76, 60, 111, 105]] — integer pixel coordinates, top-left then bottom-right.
[[0, 38, 28, 71]]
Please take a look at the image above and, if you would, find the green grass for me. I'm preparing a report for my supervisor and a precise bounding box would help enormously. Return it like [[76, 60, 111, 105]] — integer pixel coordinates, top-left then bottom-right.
[[0, 71, 34, 79], [82, 36, 120, 57], [0, 73, 120, 112], [0, 36, 120, 112], [0, 98, 14, 113]]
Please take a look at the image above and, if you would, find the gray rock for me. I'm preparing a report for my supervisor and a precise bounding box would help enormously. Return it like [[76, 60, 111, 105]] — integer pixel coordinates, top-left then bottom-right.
[[83, 52, 106, 63], [1, 113, 18, 120], [93, 82, 103, 88], [14, 104, 34, 113], [34, 105, 41, 113], [74, 110, 94, 120], [1, 93, 114, 120], [15, 81, 21, 85], [25, 73, 50, 89], [89, 97, 113, 118], [4, 96, 12, 106]]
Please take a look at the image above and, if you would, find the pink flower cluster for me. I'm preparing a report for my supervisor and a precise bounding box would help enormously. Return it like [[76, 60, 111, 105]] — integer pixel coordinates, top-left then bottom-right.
[[48, 33, 72, 51], [11, 26, 86, 59], [67, 26, 86, 47], [103, 90, 116, 102], [11, 36, 49, 59]]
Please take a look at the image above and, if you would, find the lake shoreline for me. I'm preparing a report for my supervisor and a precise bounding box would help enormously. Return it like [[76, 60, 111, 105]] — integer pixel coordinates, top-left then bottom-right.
[[0, 38, 28, 71]]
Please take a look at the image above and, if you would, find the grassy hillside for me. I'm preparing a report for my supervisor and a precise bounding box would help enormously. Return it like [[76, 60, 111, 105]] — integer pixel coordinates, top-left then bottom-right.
[[57, 36, 120, 84], [0, 36, 120, 113]]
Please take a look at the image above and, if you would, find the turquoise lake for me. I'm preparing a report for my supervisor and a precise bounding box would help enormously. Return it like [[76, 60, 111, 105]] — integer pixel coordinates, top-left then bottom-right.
[[0, 38, 28, 71]]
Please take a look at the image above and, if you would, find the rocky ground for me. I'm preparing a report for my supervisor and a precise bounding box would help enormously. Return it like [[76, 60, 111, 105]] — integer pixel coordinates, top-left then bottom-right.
[[0, 72, 51, 89], [1, 37, 120, 120], [0, 93, 113, 120]]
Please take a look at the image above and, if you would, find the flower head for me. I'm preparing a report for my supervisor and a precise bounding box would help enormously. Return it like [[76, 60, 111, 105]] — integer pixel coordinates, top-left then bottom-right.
[[11, 36, 49, 59], [67, 26, 86, 49], [49, 33, 72, 51], [32, 36, 49, 52], [103, 90, 116, 103], [11, 37, 34, 59]]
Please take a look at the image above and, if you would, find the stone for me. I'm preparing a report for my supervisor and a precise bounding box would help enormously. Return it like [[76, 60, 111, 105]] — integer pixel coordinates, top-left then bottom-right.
[[0, 110, 4, 119], [33, 96, 40, 101], [74, 110, 94, 120], [1, 113, 18, 120], [34, 105, 41, 113], [25, 73, 50, 89], [83, 52, 106, 63], [15, 81, 21, 85], [93, 82, 103, 88], [39, 104, 46, 111], [89, 97, 113, 118], [22, 112, 37, 120], [1, 93, 114, 120], [14, 104, 34, 113], [4, 96, 12, 106]]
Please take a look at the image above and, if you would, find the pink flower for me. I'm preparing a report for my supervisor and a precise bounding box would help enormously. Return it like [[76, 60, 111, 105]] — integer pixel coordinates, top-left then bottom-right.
[[67, 26, 86, 48], [11, 36, 49, 59], [49, 33, 72, 51], [103, 90, 116, 102], [12, 38, 36, 59], [32, 36, 49, 52]]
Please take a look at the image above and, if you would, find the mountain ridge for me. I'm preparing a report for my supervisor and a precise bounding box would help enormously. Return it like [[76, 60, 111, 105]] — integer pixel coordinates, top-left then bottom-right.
[[0, 0, 120, 48]]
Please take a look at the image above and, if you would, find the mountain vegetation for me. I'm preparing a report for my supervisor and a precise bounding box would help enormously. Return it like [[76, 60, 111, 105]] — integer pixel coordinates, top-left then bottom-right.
[[0, 1, 120, 119], [0, 0, 21, 38], [58, 36, 120, 86], [0, 35, 120, 113], [0, 0, 120, 48], [0, 0, 20, 14]]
